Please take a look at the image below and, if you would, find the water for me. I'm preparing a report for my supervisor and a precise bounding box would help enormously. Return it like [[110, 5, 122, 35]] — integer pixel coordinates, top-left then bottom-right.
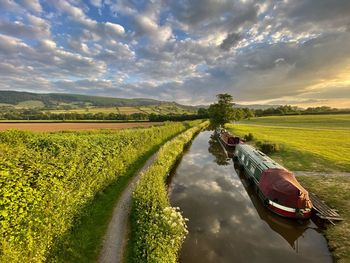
[[169, 131, 332, 263]]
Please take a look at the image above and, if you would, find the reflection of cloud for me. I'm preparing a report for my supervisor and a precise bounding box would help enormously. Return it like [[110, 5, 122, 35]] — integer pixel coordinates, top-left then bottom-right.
[[195, 180, 222, 193], [210, 219, 221, 234]]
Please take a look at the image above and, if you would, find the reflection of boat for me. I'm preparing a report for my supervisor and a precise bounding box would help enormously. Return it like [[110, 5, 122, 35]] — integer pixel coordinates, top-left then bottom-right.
[[235, 144, 312, 219], [235, 165, 310, 249], [214, 127, 243, 151], [208, 136, 231, 166]]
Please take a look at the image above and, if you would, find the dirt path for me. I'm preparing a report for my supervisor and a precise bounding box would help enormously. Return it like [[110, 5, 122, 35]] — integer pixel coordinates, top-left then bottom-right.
[[294, 171, 350, 176], [98, 153, 158, 263]]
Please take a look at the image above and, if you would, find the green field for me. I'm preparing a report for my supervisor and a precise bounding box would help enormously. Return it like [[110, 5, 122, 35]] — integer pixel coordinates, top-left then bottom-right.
[[239, 114, 350, 130], [46, 105, 195, 115], [227, 114, 350, 172]]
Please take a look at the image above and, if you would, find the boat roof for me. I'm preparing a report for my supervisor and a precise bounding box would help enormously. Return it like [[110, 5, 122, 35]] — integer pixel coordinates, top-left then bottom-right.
[[236, 144, 285, 170]]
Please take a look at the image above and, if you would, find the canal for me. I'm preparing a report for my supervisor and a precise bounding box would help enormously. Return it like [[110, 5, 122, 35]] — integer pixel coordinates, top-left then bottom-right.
[[168, 131, 332, 263]]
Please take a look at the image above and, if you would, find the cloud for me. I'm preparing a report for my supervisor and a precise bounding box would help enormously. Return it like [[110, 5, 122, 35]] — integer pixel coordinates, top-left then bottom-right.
[[17, 0, 42, 13], [220, 33, 242, 51], [0, 0, 349, 107]]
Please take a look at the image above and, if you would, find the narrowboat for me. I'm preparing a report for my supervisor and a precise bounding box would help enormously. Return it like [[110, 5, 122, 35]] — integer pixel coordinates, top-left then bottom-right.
[[215, 127, 242, 150], [234, 144, 312, 219]]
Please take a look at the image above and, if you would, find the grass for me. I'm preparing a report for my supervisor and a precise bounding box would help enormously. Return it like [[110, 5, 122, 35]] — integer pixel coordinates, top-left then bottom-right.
[[297, 176, 350, 262], [15, 100, 45, 108], [226, 114, 350, 172], [240, 114, 350, 130]]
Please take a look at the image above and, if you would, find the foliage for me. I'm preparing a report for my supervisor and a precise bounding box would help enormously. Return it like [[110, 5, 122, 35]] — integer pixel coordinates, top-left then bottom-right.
[[0, 121, 200, 262], [244, 133, 254, 141], [225, 114, 350, 172], [297, 176, 350, 262], [208, 94, 236, 126], [256, 141, 280, 154], [254, 105, 350, 117], [129, 121, 209, 263]]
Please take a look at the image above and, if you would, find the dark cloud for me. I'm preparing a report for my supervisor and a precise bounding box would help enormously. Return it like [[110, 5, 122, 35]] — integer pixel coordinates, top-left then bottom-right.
[[220, 33, 242, 51]]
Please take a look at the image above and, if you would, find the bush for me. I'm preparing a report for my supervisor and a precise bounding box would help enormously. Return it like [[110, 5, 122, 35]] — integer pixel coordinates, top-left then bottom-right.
[[130, 121, 208, 263], [244, 133, 254, 141], [258, 141, 280, 154], [0, 121, 203, 262]]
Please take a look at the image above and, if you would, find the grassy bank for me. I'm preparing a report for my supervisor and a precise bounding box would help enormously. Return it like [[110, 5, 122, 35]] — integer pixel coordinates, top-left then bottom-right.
[[0, 121, 201, 262], [226, 114, 350, 172], [128, 121, 209, 262], [297, 176, 350, 262]]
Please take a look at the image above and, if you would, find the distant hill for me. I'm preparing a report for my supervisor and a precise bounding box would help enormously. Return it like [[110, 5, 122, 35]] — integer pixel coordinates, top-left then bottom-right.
[[0, 90, 199, 112]]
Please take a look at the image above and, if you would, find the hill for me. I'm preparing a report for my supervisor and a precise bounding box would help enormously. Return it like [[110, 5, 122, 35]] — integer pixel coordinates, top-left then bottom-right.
[[0, 91, 167, 107], [0, 90, 199, 114]]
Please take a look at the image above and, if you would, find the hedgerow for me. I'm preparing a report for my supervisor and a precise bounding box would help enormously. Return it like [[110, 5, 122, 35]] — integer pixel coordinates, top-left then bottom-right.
[[0, 121, 200, 262], [130, 121, 209, 263]]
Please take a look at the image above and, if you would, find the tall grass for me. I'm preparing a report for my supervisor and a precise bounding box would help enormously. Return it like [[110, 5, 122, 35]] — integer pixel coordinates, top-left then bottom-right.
[[129, 121, 209, 263], [0, 121, 199, 262]]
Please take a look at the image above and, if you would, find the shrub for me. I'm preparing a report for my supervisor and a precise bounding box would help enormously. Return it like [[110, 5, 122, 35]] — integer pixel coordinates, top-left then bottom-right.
[[130, 121, 208, 263], [244, 133, 254, 141], [259, 142, 280, 154]]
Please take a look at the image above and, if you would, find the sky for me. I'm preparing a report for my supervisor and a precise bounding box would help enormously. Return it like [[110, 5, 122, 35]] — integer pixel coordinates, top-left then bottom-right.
[[0, 0, 350, 107]]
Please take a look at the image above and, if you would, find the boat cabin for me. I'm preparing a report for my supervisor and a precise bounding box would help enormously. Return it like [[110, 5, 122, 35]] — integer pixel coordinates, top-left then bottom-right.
[[235, 144, 284, 183]]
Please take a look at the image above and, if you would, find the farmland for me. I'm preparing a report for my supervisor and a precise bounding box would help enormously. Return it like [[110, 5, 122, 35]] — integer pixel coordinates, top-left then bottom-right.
[[0, 121, 203, 262], [227, 114, 350, 172]]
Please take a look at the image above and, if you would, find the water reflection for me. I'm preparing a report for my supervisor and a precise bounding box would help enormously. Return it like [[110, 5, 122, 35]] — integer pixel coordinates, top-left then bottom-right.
[[169, 131, 332, 263]]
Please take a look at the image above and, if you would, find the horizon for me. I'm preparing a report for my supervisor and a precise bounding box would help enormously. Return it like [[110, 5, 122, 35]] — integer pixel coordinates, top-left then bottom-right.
[[1, 0, 350, 108]]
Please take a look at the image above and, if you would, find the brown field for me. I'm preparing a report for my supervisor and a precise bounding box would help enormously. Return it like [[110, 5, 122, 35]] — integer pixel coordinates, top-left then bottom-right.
[[0, 122, 162, 132]]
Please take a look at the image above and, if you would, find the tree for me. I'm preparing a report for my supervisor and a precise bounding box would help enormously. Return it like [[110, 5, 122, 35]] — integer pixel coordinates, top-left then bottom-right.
[[208, 93, 235, 126]]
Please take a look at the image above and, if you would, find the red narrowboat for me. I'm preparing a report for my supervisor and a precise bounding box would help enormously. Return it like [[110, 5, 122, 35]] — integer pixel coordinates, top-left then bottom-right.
[[234, 144, 312, 219], [215, 127, 242, 150]]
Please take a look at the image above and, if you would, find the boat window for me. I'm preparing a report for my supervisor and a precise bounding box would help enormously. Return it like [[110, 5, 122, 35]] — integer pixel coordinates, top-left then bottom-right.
[[250, 165, 255, 174], [241, 154, 245, 161]]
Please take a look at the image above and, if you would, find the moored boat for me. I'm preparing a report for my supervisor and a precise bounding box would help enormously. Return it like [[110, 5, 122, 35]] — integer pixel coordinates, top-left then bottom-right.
[[215, 127, 242, 150], [234, 144, 312, 219]]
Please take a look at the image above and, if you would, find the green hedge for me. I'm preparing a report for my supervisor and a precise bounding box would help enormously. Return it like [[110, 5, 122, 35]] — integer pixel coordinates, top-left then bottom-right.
[[130, 121, 209, 262], [0, 121, 201, 262]]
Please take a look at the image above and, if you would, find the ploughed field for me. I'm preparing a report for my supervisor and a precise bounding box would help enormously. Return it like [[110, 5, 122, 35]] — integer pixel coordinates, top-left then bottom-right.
[[0, 121, 162, 132], [227, 114, 350, 172]]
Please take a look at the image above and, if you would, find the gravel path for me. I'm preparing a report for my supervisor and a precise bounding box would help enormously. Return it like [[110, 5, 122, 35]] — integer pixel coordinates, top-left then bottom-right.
[[98, 153, 157, 263]]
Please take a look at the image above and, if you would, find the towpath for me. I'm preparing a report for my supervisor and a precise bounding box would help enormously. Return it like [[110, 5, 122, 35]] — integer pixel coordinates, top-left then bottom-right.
[[98, 152, 157, 263]]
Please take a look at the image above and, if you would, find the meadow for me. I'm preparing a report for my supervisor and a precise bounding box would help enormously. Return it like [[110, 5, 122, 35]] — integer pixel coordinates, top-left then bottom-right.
[[0, 121, 202, 262], [227, 114, 350, 172]]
